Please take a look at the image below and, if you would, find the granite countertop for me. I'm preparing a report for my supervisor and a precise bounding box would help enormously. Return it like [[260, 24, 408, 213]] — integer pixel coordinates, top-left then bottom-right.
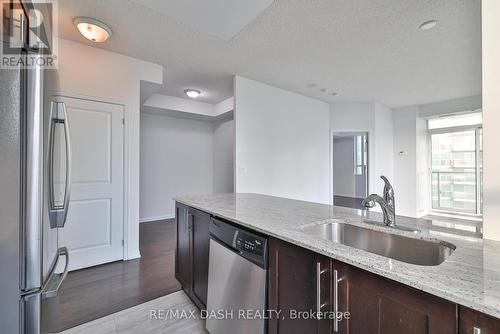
[[175, 193, 500, 319]]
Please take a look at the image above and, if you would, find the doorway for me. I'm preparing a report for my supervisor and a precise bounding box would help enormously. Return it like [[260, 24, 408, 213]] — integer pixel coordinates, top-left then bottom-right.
[[332, 132, 369, 209]]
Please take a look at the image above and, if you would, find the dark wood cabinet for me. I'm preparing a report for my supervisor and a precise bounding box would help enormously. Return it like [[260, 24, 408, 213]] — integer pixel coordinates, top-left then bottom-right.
[[189, 207, 211, 309], [268, 236, 457, 334], [175, 203, 191, 292], [459, 306, 500, 334], [175, 202, 211, 310], [333, 260, 457, 334], [269, 237, 331, 334]]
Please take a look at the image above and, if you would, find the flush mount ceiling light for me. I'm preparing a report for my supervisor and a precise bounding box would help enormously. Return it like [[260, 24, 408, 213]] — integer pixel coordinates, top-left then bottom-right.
[[74, 17, 112, 42], [419, 20, 438, 31], [184, 89, 201, 99]]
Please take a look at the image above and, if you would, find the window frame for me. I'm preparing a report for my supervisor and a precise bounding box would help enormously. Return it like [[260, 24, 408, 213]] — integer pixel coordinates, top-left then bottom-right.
[[428, 124, 483, 216], [353, 135, 367, 176]]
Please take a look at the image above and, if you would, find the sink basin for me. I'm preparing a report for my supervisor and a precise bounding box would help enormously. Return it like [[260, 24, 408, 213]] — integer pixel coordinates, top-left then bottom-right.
[[298, 221, 455, 266]]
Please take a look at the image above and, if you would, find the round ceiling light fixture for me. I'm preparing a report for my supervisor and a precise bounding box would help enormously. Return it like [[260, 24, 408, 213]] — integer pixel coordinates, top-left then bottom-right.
[[419, 20, 438, 31], [184, 89, 201, 99], [74, 17, 113, 42]]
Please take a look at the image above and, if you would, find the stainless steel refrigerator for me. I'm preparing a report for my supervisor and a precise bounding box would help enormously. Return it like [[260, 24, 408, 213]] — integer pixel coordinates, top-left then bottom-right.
[[1, 1, 71, 333]]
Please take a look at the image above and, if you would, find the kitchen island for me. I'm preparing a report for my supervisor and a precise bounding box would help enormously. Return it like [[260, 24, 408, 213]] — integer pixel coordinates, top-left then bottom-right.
[[175, 193, 500, 331]]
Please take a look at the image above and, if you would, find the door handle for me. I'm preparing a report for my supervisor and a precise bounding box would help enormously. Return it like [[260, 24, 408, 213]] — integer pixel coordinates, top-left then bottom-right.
[[48, 101, 72, 228], [42, 247, 69, 298]]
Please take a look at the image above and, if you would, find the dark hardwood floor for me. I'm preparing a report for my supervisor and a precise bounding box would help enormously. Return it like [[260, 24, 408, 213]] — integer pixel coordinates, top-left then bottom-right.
[[333, 195, 365, 209], [55, 219, 181, 332]]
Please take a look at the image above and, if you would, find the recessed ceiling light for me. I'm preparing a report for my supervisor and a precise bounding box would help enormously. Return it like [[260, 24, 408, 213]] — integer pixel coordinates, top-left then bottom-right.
[[419, 20, 438, 31], [184, 89, 201, 99], [74, 17, 112, 42]]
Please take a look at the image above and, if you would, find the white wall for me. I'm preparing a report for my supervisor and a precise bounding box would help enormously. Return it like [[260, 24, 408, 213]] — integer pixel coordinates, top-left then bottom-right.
[[373, 103, 395, 195], [330, 103, 375, 132], [482, 0, 500, 241], [416, 116, 429, 216], [57, 38, 162, 259], [213, 119, 235, 194], [139, 113, 215, 221], [392, 107, 419, 217], [234, 76, 331, 204]]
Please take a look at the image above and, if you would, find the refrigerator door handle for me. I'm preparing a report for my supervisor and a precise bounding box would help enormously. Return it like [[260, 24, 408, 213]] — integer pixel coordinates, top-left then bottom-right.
[[61, 102, 72, 226], [48, 101, 72, 228], [41, 247, 69, 298]]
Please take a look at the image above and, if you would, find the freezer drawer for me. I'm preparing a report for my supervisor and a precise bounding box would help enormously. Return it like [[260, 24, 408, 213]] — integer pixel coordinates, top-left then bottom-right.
[[21, 293, 41, 334], [21, 288, 63, 334]]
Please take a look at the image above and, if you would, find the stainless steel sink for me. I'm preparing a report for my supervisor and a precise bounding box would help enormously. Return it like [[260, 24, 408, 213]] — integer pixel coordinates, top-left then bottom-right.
[[298, 221, 455, 266]]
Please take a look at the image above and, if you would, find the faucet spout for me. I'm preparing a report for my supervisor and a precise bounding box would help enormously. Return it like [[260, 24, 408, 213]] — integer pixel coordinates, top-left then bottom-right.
[[380, 176, 395, 210], [362, 177, 396, 227]]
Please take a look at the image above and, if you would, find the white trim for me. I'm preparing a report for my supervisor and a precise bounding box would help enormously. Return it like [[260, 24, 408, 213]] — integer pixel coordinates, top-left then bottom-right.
[[139, 214, 175, 223], [54, 90, 124, 106], [329, 131, 333, 205], [123, 103, 133, 259]]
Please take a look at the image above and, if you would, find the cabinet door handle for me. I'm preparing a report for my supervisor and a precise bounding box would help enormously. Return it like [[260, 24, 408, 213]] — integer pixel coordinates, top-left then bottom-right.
[[316, 262, 328, 318], [187, 213, 193, 232], [333, 269, 340, 332], [316, 262, 321, 316]]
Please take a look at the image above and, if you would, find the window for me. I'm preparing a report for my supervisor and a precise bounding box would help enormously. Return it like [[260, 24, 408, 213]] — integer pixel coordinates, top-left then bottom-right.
[[429, 112, 482, 215], [354, 135, 367, 176]]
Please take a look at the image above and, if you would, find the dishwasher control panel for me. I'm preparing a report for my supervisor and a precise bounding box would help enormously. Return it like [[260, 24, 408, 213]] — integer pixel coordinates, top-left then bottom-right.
[[210, 217, 268, 268], [234, 231, 265, 257]]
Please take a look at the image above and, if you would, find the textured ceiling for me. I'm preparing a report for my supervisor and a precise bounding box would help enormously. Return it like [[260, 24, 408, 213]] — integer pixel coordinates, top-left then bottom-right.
[[57, 0, 481, 107], [128, 0, 274, 40]]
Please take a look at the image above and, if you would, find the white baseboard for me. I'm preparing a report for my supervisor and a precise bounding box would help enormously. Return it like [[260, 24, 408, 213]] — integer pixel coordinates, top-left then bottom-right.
[[126, 249, 141, 261], [139, 214, 175, 223]]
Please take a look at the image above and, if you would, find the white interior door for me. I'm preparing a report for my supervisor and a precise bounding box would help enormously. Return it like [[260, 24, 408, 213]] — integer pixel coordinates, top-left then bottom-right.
[[58, 96, 124, 271]]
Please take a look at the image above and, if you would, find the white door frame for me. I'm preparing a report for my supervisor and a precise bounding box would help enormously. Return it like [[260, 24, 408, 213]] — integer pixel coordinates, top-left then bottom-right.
[[55, 91, 128, 261], [330, 130, 371, 206]]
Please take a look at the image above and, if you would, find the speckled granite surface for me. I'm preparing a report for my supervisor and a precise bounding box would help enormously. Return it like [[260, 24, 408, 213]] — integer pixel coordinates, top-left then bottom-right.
[[175, 193, 500, 319]]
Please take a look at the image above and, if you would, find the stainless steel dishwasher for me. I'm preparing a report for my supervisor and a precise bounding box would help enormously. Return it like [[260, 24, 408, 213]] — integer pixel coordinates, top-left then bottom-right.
[[206, 218, 268, 334]]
